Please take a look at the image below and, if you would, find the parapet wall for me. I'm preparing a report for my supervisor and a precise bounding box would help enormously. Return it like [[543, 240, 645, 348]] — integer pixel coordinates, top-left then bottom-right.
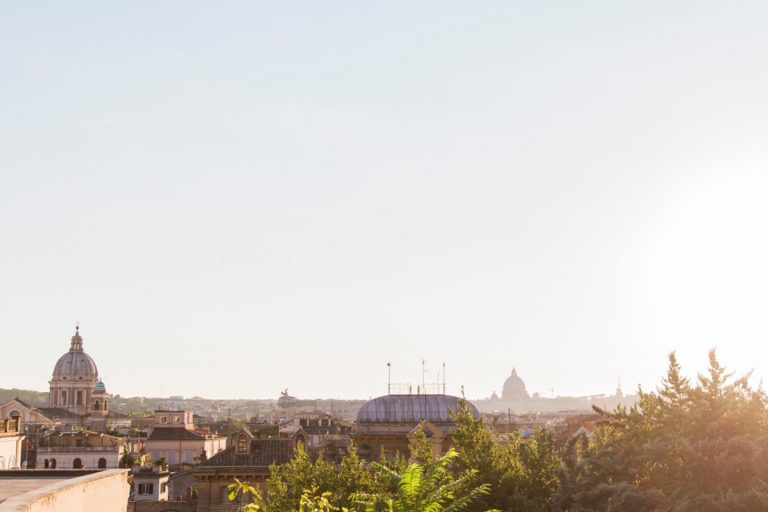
[[0, 469, 129, 512], [126, 501, 195, 512]]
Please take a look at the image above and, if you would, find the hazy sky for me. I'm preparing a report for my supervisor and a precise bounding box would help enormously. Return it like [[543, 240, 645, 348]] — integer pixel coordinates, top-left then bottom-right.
[[2, 1, 768, 400]]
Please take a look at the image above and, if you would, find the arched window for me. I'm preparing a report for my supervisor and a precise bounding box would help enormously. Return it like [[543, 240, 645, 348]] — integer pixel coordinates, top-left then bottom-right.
[[50, 458, 57, 469], [73, 458, 82, 469], [98, 458, 107, 469], [9, 410, 20, 419], [44, 459, 50, 469], [93, 400, 100, 411]]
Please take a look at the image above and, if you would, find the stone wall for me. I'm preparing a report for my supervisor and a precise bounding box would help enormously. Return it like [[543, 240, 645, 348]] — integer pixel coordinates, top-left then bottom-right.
[[0, 469, 129, 512]]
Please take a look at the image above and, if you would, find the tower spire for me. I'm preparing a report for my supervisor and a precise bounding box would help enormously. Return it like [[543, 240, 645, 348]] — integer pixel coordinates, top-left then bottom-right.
[[70, 323, 83, 351]]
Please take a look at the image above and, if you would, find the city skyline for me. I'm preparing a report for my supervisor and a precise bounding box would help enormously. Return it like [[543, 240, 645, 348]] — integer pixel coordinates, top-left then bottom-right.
[[3, 1, 768, 400]]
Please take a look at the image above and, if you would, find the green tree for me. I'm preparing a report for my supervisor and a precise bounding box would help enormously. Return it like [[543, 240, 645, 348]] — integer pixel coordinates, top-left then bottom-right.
[[266, 442, 391, 512], [450, 399, 560, 512], [553, 350, 768, 512], [228, 478, 264, 512], [353, 448, 495, 512]]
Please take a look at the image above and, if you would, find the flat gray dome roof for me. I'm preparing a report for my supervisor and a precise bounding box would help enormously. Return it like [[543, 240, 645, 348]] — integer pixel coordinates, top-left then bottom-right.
[[356, 394, 479, 424]]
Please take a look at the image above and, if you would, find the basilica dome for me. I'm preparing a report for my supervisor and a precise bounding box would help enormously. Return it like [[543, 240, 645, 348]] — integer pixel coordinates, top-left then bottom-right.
[[356, 394, 479, 424], [501, 368, 529, 400], [52, 327, 99, 380]]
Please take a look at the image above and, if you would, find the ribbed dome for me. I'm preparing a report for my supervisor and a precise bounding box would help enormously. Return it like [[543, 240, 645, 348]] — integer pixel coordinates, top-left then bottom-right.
[[52, 328, 99, 379], [502, 368, 529, 400], [356, 394, 479, 424]]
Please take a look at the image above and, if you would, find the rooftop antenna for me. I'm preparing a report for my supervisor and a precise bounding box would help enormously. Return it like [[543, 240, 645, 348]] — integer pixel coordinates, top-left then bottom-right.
[[443, 362, 446, 395], [387, 362, 391, 395], [422, 359, 426, 392]]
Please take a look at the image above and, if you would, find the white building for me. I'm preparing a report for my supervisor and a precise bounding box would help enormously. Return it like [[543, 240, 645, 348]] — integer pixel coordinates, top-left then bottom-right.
[[145, 410, 226, 465], [36, 430, 123, 470], [129, 465, 170, 501], [0, 418, 24, 469]]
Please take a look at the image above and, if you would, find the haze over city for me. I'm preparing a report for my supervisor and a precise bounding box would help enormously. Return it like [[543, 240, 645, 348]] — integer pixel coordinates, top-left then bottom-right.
[[2, 1, 768, 400]]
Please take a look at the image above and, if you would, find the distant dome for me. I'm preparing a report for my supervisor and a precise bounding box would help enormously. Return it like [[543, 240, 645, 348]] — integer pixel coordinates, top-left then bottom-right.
[[52, 328, 99, 380], [94, 380, 106, 392], [356, 394, 479, 424], [502, 368, 529, 400]]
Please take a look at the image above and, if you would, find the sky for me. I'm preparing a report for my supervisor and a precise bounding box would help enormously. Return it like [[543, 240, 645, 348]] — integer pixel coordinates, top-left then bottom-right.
[[2, 1, 768, 400]]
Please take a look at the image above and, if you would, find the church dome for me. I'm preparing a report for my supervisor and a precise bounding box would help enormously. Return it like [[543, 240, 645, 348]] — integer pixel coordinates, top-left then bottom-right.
[[52, 327, 99, 380], [502, 368, 529, 400], [356, 394, 479, 424]]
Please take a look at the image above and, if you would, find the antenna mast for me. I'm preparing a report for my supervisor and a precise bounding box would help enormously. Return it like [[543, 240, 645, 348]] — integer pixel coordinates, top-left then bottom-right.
[[443, 361, 446, 394], [422, 359, 426, 393]]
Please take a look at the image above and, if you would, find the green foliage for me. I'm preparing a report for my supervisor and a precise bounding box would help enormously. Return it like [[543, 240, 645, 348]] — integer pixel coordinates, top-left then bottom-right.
[[409, 423, 435, 466], [228, 478, 264, 512], [119, 447, 138, 468], [553, 350, 768, 512], [450, 400, 559, 512], [266, 442, 390, 512], [353, 448, 495, 512]]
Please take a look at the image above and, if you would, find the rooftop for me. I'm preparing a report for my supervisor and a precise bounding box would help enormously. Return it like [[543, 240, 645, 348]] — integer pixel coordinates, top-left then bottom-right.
[[356, 394, 480, 424]]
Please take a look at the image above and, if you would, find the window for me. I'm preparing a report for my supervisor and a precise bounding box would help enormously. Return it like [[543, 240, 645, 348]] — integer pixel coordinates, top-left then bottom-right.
[[161, 482, 168, 493], [174, 416, 180, 424], [50, 458, 57, 469], [161, 416, 167, 424], [98, 458, 107, 469], [73, 458, 82, 469], [93, 400, 100, 411], [75, 439, 83, 447], [76, 391, 83, 405], [61, 391, 68, 405], [138, 483, 155, 495]]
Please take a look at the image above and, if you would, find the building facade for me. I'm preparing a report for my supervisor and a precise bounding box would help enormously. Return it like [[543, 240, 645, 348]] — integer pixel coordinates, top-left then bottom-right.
[[353, 394, 480, 460], [35, 430, 123, 470], [144, 411, 226, 465], [0, 418, 24, 469]]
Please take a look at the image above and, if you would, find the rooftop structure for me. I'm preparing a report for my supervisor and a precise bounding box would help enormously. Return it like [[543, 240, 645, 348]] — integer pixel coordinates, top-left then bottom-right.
[[356, 394, 479, 424]]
